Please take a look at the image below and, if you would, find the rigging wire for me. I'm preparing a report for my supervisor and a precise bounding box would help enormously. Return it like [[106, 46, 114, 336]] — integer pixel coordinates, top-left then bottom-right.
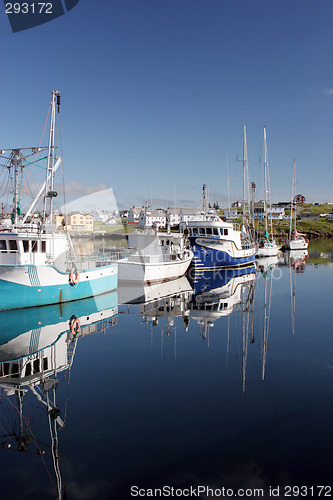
[[0, 390, 58, 496], [18, 102, 51, 203]]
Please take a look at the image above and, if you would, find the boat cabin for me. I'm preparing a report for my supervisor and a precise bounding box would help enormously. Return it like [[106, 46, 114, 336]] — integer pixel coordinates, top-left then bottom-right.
[[0, 230, 69, 269]]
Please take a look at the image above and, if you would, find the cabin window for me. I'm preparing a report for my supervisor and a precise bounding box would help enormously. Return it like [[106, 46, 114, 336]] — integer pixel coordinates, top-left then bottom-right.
[[166, 240, 170, 246], [31, 241, 38, 253], [223, 229, 229, 236], [213, 228, 219, 236], [11, 363, 19, 378], [33, 359, 40, 373], [23, 240, 29, 252], [25, 363, 32, 376], [192, 227, 198, 235], [43, 358, 48, 370], [4, 364, 9, 376], [41, 241, 46, 253], [8, 240, 18, 251], [0, 240, 6, 251], [199, 228, 205, 236], [206, 227, 213, 235]]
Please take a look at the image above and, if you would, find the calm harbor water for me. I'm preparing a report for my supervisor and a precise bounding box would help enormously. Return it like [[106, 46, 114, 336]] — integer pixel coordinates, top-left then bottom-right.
[[0, 240, 332, 499]]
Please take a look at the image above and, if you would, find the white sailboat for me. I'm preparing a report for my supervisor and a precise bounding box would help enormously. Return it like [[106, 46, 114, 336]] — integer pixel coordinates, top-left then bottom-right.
[[0, 91, 118, 310], [287, 160, 309, 250], [256, 127, 279, 257]]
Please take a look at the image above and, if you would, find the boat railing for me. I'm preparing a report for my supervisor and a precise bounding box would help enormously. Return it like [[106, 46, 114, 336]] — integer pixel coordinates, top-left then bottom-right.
[[71, 250, 125, 270]]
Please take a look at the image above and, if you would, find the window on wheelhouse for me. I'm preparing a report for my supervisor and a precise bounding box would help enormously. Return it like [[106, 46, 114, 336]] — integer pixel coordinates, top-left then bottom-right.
[[23, 240, 29, 252], [223, 229, 229, 236], [199, 228, 205, 236], [41, 241, 46, 253], [192, 227, 198, 235], [0, 240, 7, 252], [31, 241, 38, 253], [8, 240, 18, 251], [213, 228, 219, 236], [206, 227, 213, 235]]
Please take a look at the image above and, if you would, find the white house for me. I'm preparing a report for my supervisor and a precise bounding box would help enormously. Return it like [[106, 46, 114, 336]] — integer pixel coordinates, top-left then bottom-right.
[[128, 207, 143, 224], [92, 208, 108, 222], [166, 208, 201, 226], [254, 207, 285, 220], [139, 209, 166, 229], [223, 208, 238, 220], [267, 207, 285, 220]]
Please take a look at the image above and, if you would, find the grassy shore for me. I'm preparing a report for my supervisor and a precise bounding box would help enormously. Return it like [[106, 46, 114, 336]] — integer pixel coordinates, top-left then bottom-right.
[[71, 206, 333, 240], [224, 204, 333, 239]]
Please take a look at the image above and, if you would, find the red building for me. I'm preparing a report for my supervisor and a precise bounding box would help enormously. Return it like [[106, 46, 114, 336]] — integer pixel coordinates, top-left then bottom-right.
[[294, 194, 306, 204]]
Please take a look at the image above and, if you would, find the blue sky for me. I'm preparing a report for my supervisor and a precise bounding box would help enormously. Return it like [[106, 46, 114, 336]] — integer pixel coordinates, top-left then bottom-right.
[[1, 0, 333, 211]]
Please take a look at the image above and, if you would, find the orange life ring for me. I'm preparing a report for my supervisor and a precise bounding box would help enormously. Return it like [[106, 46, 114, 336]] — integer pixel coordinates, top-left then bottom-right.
[[69, 268, 80, 285], [70, 317, 81, 336]]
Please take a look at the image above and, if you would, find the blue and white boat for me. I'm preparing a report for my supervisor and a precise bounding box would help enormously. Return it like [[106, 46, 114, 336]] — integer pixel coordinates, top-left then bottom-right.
[[182, 214, 255, 268], [0, 91, 118, 311], [180, 125, 255, 269]]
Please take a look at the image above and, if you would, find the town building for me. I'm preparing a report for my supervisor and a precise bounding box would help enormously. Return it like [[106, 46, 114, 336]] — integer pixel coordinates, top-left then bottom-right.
[[166, 208, 201, 226], [55, 212, 94, 231], [128, 207, 142, 224], [294, 194, 306, 204], [139, 209, 166, 229], [223, 208, 238, 220]]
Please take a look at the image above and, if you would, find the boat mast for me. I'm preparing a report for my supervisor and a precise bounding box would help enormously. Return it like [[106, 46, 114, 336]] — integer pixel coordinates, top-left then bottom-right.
[[43, 90, 60, 223], [293, 160, 297, 238], [242, 123, 248, 226], [12, 150, 22, 226], [289, 160, 296, 239], [202, 184, 208, 214], [263, 127, 268, 236]]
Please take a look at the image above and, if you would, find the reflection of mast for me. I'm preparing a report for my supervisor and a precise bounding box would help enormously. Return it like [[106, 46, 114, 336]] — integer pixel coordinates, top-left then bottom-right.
[[289, 257, 296, 338], [241, 280, 255, 394], [0, 293, 118, 500], [241, 305, 248, 394], [261, 268, 273, 381]]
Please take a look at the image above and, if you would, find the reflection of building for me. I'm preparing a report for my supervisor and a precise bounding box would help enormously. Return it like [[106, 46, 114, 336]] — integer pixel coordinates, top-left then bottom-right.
[[72, 239, 94, 256], [55, 212, 94, 231]]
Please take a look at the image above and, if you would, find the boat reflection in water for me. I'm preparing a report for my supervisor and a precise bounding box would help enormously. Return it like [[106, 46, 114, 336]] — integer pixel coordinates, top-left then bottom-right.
[[0, 291, 118, 500], [284, 249, 309, 272], [256, 254, 279, 277], [187, 265, 256, 339], [119, 276, 193, 337]]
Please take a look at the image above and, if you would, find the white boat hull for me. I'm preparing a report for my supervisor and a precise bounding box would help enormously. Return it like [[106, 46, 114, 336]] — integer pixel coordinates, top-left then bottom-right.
[[287, 239, 309, 250], [118, 252, 193, 283], [256, 245, 279, 258]]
